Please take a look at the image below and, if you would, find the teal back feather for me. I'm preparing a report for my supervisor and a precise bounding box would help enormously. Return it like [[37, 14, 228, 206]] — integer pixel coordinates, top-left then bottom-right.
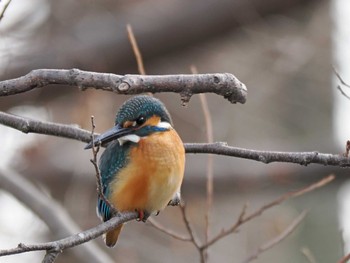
[[97, 140, 132, 221]]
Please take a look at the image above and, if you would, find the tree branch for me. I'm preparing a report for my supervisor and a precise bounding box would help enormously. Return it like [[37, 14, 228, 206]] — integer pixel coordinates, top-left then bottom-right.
[[201, 175, 334, 250], [333, 67, 350, 100], [0, 210, 138, 258], [1, 112, 349, 167], [0, 168, 116, 263], [338, 252, 350, 263], [0, 0, 12, 21], [241, 210, 307, 263], [0, 111, 91, 142], [185, 143, 350, 167], [0, 69, 247, 104], [147, 218, 192, 242]]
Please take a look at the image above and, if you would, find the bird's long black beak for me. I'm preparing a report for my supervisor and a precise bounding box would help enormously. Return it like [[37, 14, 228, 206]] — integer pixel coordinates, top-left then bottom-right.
[[84, 124, 132, 149]]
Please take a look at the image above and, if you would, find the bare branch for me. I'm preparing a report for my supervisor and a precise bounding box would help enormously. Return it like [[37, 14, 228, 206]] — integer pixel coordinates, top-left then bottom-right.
[[89, 116, 116, 214], [333, 67, 350, 100], [241, 210, 307, 263], [185, 143, 350, 167], [301, 247, 317, 263], [337, 85, 350, 100], [179, 204, 205, 263], [0, 211, 138, 258], [0, 168, 115, 263], [0, 0, 12, 21], [338, 252, 350, 263], [1, 112, 349, 167], [147, 218, 192, 242], [0, 69, 247, 104], [127, 24, 146, 75], [0, 111, 91, 142], [334, 67, 350, 89], [202, 175, 334, 250], [179, 204, 202, 249], [191, 64, 214, 262]]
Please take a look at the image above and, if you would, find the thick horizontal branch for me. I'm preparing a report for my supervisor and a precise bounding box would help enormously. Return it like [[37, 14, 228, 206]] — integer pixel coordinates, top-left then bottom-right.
[[185, 142, 350, 167], [0, 211, 138, 257], [0, 69, 247, 104], [0, 111, 91, 142], [0, 111, 349, 167]]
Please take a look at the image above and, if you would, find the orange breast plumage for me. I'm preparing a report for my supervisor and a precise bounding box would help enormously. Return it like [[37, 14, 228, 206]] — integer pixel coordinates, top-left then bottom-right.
[[109, 128, 185, 213]]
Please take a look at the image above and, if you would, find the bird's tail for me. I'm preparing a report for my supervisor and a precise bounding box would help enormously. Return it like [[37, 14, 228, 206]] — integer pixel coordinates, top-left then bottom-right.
[[104, 224, 123, 247]]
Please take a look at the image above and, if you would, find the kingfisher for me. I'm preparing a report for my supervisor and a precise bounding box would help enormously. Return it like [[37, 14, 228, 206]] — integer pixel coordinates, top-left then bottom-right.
[[85, 95, 185, 247]]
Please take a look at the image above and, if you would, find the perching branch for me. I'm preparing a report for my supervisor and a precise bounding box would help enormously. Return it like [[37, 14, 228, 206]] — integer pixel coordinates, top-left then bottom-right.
[[0, 69, 247, 104], [0, 211, 138, 258], [0, 111, 349, 167], [0, 168, 116, 263]]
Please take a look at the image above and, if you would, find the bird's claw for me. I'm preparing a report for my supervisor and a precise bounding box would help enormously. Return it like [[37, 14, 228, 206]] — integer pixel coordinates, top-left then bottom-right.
[[136, 209, 150, 222], [168, 192, 181, 206]]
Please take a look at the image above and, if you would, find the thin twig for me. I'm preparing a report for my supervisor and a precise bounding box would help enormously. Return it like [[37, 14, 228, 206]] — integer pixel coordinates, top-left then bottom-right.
[[89, 116, 115, 213], [179, 203, 205, 263], [0, 69, 247, 104], [126, 24, 152, 98], [147, 218, 192, 242], [333, 67, 350, 100], [334, 67, 350, 88], [192, 65, 214, 262], [1, 112, 350, 167], [301, 247, 317, 263], [241, 210, 307, 263], [201, 175, 335, 250], [0, 0, 12, 21], [338, 252, 350, 263], [200, 92, 214, 243], [127, 24, 146, 75], [337, 85, 350, 100], [179, 204, 201, 249]]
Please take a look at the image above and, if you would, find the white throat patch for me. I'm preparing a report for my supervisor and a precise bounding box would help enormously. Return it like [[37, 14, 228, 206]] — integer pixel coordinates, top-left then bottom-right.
[[118, 134, 140, 146]]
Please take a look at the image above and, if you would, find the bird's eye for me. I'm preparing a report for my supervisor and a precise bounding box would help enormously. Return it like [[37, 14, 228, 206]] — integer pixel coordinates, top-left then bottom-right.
[[133, 116, 146, 126]]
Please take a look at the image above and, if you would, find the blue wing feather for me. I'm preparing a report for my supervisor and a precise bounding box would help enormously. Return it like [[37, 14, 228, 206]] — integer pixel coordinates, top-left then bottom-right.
[[97, 140, 131, 221]]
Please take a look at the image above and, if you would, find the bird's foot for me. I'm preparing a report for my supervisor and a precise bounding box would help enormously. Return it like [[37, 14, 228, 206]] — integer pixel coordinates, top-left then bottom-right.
[[136, 209, 151, 222], [168, 192, 181, 206]]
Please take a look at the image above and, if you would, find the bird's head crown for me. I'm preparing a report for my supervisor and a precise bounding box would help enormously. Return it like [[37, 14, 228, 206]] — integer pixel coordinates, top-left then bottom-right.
[[115, 95, 173, 127]]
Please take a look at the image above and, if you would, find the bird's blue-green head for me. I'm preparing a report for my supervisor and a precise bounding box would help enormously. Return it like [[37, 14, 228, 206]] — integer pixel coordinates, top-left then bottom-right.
[[85, 95, 173, 149]]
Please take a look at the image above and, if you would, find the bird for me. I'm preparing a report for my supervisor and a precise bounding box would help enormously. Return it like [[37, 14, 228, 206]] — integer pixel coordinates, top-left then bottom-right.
[[85, 95, 185, 247]]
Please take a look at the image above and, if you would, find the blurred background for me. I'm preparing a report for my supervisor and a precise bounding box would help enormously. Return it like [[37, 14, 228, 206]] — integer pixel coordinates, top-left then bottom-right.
[[0, 0, 349, 262]]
